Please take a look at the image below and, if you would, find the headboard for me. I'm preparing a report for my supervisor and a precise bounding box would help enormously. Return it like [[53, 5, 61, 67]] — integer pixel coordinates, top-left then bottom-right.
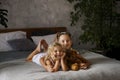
[[0, 27, 67, 38]]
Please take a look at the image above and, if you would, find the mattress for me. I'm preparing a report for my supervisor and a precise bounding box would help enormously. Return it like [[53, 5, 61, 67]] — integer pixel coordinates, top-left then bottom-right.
[[0, 51, 120, 80], [0, 51, 32, 62]]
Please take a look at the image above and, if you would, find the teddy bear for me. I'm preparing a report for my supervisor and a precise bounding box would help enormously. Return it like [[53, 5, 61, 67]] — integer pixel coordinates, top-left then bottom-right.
[[65, 49, 89, 70]]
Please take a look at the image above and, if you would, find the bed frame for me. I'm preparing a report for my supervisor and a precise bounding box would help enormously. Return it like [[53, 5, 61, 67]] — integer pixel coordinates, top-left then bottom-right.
[[0, 27, 67, 38]]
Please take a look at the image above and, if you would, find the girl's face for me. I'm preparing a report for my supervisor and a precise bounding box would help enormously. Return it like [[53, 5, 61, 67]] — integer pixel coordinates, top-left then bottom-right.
[[58, 34, 72, 49], [52, 45, 63, 59]]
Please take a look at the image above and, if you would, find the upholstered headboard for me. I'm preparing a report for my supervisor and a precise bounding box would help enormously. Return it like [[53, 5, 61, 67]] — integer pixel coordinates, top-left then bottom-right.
[[0, 27, 67, 38]]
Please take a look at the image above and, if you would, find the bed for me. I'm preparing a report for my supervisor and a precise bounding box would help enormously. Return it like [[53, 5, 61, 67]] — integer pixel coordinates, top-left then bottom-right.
[[0, 27, 120, 80]]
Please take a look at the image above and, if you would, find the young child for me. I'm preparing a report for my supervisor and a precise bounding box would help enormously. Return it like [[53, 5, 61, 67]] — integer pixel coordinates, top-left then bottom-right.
[[40, 42, 68, 72], [55, 32, 91, 70], [26, 31, 91, 71]]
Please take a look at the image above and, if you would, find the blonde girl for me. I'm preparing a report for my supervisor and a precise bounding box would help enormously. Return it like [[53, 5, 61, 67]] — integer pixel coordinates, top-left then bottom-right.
[[40, 42, 68, 72]]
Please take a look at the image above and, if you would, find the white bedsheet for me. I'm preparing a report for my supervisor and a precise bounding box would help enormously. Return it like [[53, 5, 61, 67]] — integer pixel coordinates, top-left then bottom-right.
[[0, 51, 120, 80]]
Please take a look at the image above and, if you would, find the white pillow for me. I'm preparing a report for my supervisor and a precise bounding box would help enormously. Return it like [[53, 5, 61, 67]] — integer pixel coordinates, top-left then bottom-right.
[[0, 31, 26, 51], [31, 34, 56, 45]]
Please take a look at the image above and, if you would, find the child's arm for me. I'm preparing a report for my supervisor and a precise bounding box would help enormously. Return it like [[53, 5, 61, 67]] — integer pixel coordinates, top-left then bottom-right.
[[40, 57, 48, 70], [77, 53, 91, 68], [61, 52, 68, 71], [40, 57, 60, 72], [72, 50, 90, 65], [51, 59, 60, 72], [72, 50, 91, 68]]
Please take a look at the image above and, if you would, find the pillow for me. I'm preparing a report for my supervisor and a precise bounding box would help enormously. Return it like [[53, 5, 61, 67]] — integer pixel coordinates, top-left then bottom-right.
[[31, 34, 56, 45], [0, 31, 26, 51], [7, 38, 36, 51], [5, 31, 26, 40]]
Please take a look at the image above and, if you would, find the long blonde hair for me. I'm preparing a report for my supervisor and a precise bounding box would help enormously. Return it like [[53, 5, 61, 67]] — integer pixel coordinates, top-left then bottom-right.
[[44, 42, 63, 61]]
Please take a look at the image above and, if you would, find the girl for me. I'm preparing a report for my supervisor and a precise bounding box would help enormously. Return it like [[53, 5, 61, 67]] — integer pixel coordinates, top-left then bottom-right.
[[40, 42, 67, 72], [55, 32, 91, 70], [26, 31, 91, 70]]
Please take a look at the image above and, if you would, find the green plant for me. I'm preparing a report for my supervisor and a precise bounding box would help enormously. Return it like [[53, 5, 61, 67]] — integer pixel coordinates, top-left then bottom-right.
[[67, 0, 120, 52], [0, 2, 8, 28]]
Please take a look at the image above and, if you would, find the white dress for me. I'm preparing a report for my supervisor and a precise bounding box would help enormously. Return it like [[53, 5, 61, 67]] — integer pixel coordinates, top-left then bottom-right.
[[32, 52, 47, 66]]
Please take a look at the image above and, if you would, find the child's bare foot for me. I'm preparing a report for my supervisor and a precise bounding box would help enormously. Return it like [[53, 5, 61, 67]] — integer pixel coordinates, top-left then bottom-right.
[[26, 58, 32, 62], [40, 39, 48, 51]]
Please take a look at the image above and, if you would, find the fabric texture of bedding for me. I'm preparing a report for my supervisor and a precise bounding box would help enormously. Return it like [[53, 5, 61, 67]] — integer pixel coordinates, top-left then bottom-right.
[[31, 34, 56, 45], [0, 51, 120, 80], [7, 38, 36, 51], [0, 31, 26, 51], [0, 51, 32, 62]]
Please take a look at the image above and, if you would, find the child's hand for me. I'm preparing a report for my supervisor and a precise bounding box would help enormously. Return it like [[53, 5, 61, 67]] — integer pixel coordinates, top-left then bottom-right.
[[54, 52, 65, 60], [61, 52, 66, 59], [46, 66, 54, 72], [80, 63, 88, 69], [46, 60, 54, 72]]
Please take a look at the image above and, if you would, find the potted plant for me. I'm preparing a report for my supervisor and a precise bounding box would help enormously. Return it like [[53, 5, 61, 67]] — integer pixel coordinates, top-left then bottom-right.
[[0, 2, 8, 28], [67, 0, 120, 59]]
